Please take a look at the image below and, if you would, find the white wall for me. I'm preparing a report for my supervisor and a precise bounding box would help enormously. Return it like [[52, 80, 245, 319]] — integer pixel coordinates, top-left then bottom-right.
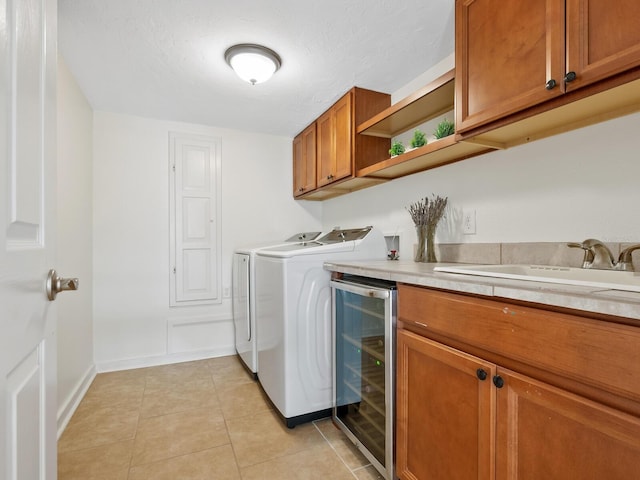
[[92, 112, 322, 369], [56, 57, 95, 431], [76, 48, 640, 371], [322, 59, 640, 257], [322, 111, 640, 257]]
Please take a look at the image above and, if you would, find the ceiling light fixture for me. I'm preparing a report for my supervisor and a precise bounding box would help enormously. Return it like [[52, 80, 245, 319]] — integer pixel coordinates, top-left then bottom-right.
[[224, 44, 282, 85]]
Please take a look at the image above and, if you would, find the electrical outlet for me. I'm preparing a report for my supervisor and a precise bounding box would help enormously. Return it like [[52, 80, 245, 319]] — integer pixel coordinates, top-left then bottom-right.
[[463, 210, 476, 235]]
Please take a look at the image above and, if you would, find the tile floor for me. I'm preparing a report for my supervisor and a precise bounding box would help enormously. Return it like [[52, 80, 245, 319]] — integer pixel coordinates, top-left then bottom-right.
[[58, 355, 385, 479]]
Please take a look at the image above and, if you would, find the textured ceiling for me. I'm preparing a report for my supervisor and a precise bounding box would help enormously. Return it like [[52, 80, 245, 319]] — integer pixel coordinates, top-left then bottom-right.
[[58, 0, 454, 137]]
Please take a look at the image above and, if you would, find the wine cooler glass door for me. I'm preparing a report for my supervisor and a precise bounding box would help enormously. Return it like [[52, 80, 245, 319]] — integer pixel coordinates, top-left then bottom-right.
[[332, 278, 395, 479]]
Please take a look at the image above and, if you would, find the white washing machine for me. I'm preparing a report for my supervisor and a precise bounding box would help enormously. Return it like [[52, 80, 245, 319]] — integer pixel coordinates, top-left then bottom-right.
[[232, 231, 321, 376], [254, 226, 386, 427]]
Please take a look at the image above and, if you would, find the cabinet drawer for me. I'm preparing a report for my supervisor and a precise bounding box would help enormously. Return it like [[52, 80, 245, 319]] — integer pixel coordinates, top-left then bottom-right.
[[398, 284, 640, 402]]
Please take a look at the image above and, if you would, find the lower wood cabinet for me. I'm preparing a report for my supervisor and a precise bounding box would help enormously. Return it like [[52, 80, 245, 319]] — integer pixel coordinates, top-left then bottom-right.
[[396, 285, 640, 480], [396, 329, 495, 480], [496, 368, 640, 479]]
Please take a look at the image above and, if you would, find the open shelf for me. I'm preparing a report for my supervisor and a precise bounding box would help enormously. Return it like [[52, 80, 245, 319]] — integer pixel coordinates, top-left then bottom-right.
[[354, 68, 497, 181], [356, 135, 495, 179], [358, 70, 456, 138]]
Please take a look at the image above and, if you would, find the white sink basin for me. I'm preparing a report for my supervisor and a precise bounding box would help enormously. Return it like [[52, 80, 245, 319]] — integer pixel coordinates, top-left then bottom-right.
[[433, 264, 640, 293]]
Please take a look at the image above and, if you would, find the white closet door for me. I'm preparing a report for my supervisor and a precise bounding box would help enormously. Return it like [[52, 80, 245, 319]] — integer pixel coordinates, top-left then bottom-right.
[[169, 133, 221, 306]]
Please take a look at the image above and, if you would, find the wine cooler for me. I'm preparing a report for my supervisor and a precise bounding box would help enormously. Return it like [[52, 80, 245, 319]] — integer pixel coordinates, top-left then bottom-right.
[[331, 274, 396, 480]]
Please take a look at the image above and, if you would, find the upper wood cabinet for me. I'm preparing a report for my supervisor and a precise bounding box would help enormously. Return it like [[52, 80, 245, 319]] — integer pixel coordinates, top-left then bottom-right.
[[565, 0, 640, 92], [294, 87, 390, 200], [317, 92, 352, 188], [292, 123, 316, 197], [456, 0, 640, 135], [455, 0, 565, 132]]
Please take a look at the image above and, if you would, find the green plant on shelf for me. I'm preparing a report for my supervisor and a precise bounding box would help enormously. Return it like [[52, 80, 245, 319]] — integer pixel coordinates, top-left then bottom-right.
[[410, 129, 427, 148], [434, 118, 455, 139], [389, 140, 405, 157]]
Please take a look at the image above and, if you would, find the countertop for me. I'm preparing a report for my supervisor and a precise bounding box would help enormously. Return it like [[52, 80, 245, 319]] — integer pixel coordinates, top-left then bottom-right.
[[324, 260, 640, 322]]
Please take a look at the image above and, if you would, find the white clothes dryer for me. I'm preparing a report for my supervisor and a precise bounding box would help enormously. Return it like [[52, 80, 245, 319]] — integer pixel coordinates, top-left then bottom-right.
[[232, 231, 321, 376], [254, 226, 386, 427]]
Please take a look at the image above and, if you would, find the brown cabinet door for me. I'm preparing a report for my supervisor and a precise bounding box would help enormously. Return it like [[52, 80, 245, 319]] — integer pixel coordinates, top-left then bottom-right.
[[316, 92, 353, 187], [316, 108, 334, 187], [496, 368, 640, 480], [292, 134, 304, 196], [293, 124, 316, 197], [332, 92, 352, 181], [566, 0, 640, 91], [302, 125, 317, 191], [396, 329, 496, 480], [455, 0, 565, 133]]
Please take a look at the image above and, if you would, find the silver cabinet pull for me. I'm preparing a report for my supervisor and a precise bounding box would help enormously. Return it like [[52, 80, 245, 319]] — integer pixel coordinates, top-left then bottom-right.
[[46, 269, 79, 301]]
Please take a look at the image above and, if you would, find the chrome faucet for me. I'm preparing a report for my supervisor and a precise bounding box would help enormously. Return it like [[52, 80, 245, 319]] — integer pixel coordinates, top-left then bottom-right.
[[567, 239, 640, 271], [567, 239, 615, 270], [615, 244, 640, 271]]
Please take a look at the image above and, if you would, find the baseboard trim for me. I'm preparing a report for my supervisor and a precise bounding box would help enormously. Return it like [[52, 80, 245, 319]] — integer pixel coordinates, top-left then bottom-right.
[[57, 364, 97, 439], [95, 346, 236, 373]]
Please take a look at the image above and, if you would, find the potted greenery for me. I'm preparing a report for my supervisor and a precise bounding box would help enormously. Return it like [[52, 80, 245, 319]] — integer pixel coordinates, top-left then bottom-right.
[[434, 118, 455, 139], [389, 140, 405, 157], [410, 129, 427, 148]]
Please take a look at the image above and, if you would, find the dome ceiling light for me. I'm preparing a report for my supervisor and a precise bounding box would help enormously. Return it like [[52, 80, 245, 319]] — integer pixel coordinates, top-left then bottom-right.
[[224, 44, 282, 85]]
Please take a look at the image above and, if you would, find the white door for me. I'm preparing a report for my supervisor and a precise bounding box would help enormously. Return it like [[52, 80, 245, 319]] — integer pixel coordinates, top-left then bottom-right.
[[0, 0, 61, 478], [169, 132, 222, 306]]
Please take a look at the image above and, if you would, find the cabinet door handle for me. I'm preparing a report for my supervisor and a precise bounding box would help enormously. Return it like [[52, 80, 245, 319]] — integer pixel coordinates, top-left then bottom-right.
[[545, 79, 557, 90], [476, 369, 488, 381], [492, 375, 505, 388], [327, 174, 334, 180], [564, 71, 577, 83]]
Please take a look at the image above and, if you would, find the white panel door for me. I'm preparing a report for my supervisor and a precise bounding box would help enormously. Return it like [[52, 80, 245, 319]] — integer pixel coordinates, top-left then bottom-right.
[[169, 133, 221, 305], [0, 0, 58, 478]]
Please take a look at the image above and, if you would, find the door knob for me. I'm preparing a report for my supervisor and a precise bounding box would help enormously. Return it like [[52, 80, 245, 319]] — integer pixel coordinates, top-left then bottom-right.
[[46, 269, 79, 301]]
